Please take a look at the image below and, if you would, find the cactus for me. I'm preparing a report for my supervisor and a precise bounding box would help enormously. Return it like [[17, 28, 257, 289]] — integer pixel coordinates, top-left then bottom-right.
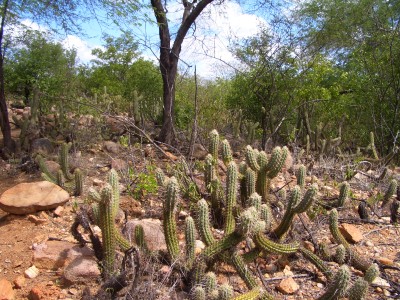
[[202, 272, 217, 294], [231, 287, 262, 300], [209, 129, 220, 162], [368, 131, 379, 159], [245, 168, 256, 201], [347, 278, 369, 300], [329, 209, 371, 272], [225, 161, 238, 235], [381, 179, 397, 208], [221, 139, 233, 166], [134, 224, 147, 251], [185, 216, 196, 268], [218, 283, 234, 300], [336, 181, 350, 207], [197, 199, 216, 246], [164, 177, 180, 261], [297, 164, 306, 189], [230, 251, 257, 289], [364, 263, 379, 283], [300, 247, 333, 280], [191, 285, 206, 300], [38, 142, 84, 196], [254, 233, 299, 254], [334, 244, 346, 265], [318, 265, 350, 300], [155, 167, 166, 186]]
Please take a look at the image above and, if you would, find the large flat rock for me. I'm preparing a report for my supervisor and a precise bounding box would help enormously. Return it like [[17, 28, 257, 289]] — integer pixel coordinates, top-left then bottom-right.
[[0, 181, 69, 214]]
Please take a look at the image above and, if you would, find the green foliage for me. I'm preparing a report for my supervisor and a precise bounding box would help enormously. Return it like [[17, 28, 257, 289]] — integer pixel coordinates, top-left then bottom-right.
[[127, 165, 158, 201]]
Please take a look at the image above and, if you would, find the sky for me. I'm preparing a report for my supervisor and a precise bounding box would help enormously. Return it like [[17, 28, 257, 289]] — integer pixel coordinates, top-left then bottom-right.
[[23, 1, 268, 78]]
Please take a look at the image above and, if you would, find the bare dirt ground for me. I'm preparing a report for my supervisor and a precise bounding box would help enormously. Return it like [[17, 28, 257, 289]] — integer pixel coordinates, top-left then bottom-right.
[[0, 143, 399, 300]]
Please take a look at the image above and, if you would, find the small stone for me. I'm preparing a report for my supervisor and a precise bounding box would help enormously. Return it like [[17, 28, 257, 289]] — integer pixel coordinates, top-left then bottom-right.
[[13, 275, 25, 289], [276, 277, 299, 294], [283, 266, 294, 276], [24, 265, 40, 278], [165, 152, 178, 161], [0, 278, 15, 299], [377, 257, 394, 266], [373, 277, 390, 288], [103, 141, 120, 154], [195, 240, 205, 255], [92, 178, 103, 186], [27, 214, 48, 225], [303, 241, 315, 252], [339, 223, 363, 243], [316, 283, 324, 289], [63, 257, 100, 283], [383, 289, 391, 297], [53, 206, 64, 217], [160, 265, 171, 274], [111, 158, 128, 171], [365, 240, 374, 247]]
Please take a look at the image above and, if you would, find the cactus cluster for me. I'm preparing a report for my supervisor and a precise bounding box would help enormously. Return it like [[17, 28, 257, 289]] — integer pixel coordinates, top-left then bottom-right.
[[87, 169, 132, 279], [38, 142, 83, 196]]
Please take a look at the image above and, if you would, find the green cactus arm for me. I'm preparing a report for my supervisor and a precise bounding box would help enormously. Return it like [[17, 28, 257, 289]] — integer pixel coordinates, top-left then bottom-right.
[[254, 233, 299, 254], [202, 232, 243, 259], [242, 248, 262, 263], [225, 161, 238, 235], [191, 285, 206, 300], [329, 209, 350, 247], [107, 169, 120, 216], [299, 247, 333, 280], [134, 224, 147, 251], [74, 168, 83, 196], [230, 251, 257, 289], [205, 154, 215, 190], [318, 265, 350, 300], [364, 263, 379, 283], [256, 151, 270, 202], [209, 129, 220, 162], [99, 184, 117, 278], [246, 168, 257, 201], [197, 199, 216, 246], [267, 146, 288, 179], [155, 168, 166, 186], [56, 170, 65, 187], [229, 287, 262, 300], [60, 142, 74, 180], [334, 245, 346, 265], [347, 278, 369, 300], [237, 206, 266, 237], [249, 193, 261, 211], [88, 188, 101, 203], [218, 283, 234, 300], [336, 181, 350, 207], [202, 271, 217, 294], [163, 177, 180, 261], [185, 216, 196, 269], [37, 155, 57, 183], [293, 183, 318, 213], [381, 179, 397, 208], [115, 229, 131, 252], [296, 164, 306, 189], [273, 186, 301, 238], [222, 139, 233, 166], [260, 203, 273, 232], [245, 146, 260, 172]]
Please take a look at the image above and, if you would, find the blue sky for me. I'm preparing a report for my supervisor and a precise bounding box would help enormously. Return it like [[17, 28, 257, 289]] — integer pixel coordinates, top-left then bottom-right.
[[22, 1, 268, 78]]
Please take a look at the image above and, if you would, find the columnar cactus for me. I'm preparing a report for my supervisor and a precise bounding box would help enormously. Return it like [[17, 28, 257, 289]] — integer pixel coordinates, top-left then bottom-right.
[[318, 265, 350, 300], [221, 139, 233, 166], [185, 216, 196, 268], [336, 181, 350, 207], [381, 179, 397, 208], [164, 177, 180, 261], [225, 161, 238, 234], [296, 164, 306, 189], [38, 142, 83, 196]]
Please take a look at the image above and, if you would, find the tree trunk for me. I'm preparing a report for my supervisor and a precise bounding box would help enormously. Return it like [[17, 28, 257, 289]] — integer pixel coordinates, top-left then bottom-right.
[[0, 0, 13, 155], [151, 0, 214, 145]]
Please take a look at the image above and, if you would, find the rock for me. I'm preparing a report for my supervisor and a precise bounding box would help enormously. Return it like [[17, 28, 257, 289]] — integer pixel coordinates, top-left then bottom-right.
[[111, 158, 128, 171], [373, 277, 390, 288], [377, 257, 394, 266], [303, 241, 315, 253], [31, 138, 53, 156], [192, 144, 207, 159], [0, 278, 15, 300], [92, 178, 103, 186], [43, 160, 60, 174], [276, 277, 299, 294], [63, 256, 101, 283], [195, 240, 205, 255], [103, 141, 120, 154], [339, 223, 363, 243], [165, 151, 178, 161], [123, 219, 167, 252], [29, 283, 62, 300], [27, 214, 48, 225], [33, 240, 94, 270], [13, 275, 25, 289], [24, 265, 40, 278], [53, 206, 64, 217], [0, 181, 69, 215]]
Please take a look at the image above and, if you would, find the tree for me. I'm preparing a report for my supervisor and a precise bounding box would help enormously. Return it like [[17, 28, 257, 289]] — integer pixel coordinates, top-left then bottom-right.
[[151, 0, 215, 144], [0, 0, 140, 156]]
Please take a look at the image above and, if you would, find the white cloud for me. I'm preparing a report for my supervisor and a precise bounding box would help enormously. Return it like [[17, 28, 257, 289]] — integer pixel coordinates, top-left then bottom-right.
[[177, 1, 268, 78], [61, 35, 101, 64]]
